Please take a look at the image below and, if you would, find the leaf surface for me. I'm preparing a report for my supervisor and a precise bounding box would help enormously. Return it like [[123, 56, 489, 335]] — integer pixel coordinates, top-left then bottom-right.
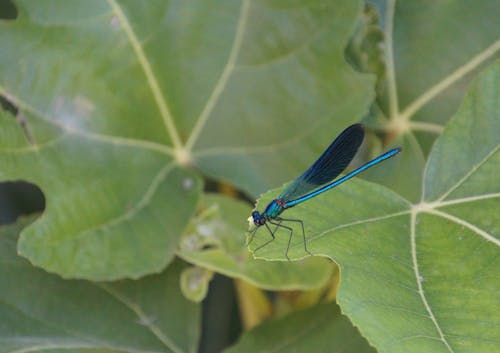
[[0, 0, 372, 279], [0, 217, 201, 353], [250, 63, 500, 353], [178, 194, 333, 291], [359, 0, 500, 201], [224, 303, 376, 353]]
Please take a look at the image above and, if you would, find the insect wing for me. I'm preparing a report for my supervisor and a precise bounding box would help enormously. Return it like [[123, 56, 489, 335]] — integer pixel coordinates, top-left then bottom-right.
[[279, 124, 365, 201]]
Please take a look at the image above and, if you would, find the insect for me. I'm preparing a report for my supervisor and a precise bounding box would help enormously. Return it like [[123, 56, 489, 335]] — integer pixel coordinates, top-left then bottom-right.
[[248, 123, 401, 260]]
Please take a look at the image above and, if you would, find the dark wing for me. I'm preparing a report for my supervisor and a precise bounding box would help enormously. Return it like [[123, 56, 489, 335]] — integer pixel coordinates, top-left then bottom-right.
[[279, 123, 365, 201]]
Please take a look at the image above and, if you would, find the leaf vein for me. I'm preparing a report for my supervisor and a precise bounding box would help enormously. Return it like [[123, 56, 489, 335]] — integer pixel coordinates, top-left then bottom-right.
[[185, 0, 250, 152], [0, 86, 174, 156], [233, 14, 333, 70], [410, 210, 455, 353], [106, 0, 182, 149], [409, 121, 444, 134], [435, 144, 499, 202], [423, 208, 499, 246], [400, 40, 500, 121], [193, 117, 326, 158], [49, 162, 176, 246], [96, 283, 184, 353], [432, 192, 500, 208], [308, 210, 411, 243]]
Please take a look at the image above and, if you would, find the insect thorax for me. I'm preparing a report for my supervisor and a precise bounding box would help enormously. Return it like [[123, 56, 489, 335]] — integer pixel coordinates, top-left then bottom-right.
[[263, 199, 285, 219]]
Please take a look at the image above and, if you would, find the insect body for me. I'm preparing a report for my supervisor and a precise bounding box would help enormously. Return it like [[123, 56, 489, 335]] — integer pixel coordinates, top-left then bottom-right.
[[249, 124, 401, 260]]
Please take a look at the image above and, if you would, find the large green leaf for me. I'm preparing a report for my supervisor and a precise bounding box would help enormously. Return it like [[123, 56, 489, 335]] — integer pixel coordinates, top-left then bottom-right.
[[0, 109, 201, 280], [0, 217, 201, 353], [224, 303, 376, 353], [358, 0, 500, 201], [190, 0, 374, 193], [249, 63, 499, 353], [0, 0, 372, 279], [178, 194, 333, 291]]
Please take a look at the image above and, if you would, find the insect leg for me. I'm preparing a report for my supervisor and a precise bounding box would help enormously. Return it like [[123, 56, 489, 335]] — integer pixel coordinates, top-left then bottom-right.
[[275, 217, 312, 256], [247, 226, 259, 246], [253, 222, 276, 253], [271, 220, 282, 234], [269, 219, 294, 261]]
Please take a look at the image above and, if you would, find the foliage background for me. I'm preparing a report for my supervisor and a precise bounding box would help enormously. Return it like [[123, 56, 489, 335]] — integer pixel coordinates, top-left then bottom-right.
[[0, 1, 498, 352]]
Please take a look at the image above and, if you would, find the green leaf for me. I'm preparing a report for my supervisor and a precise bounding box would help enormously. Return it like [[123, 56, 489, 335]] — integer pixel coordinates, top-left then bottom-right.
[[422, 65, 499, 202], [0, 109, 201, 280], [191, 0, 374, 194], [358, 1, 500, 201], [224, 303, 376, 353], [0, 217, 201, 353], [178, 194, 333, 290], [250, 63, 499, 353], [0, 0, 373, 279]]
